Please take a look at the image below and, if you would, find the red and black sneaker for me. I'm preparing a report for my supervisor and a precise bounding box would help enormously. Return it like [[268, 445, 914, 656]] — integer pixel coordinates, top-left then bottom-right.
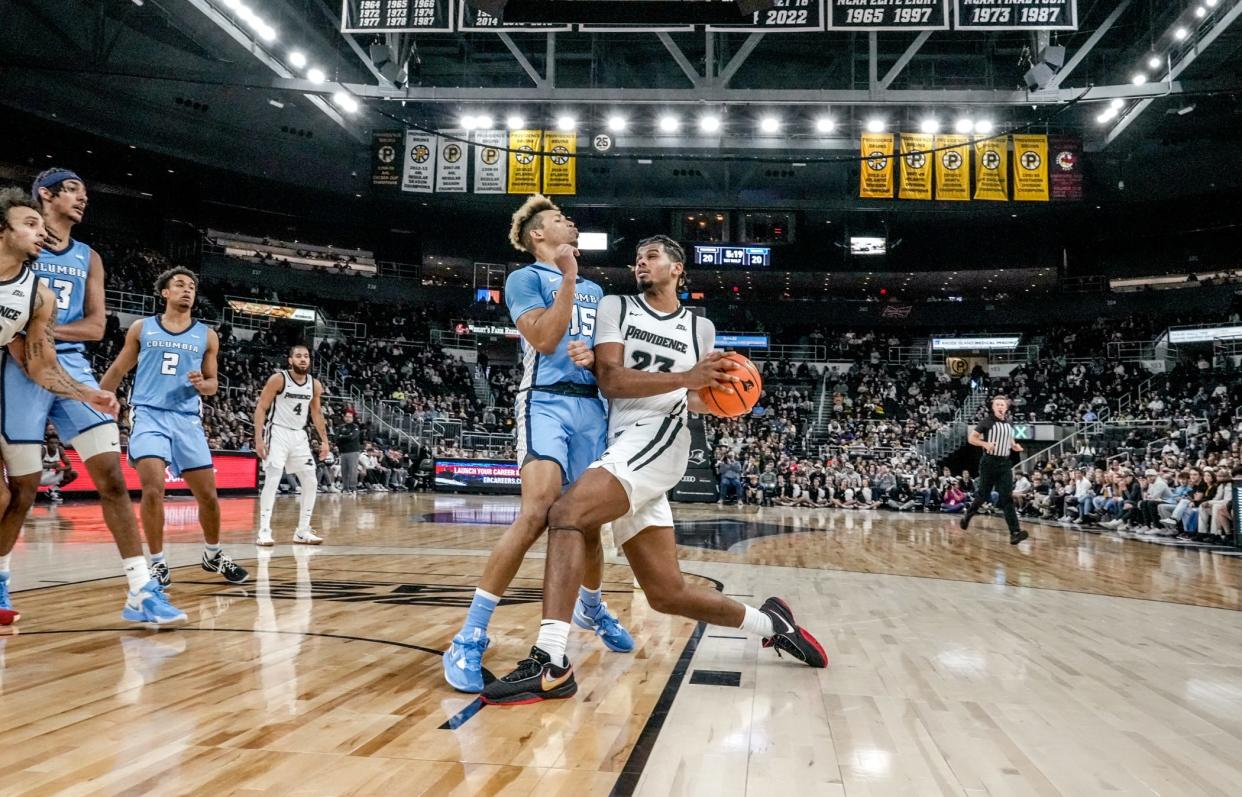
[[759, 597, 828, 668], [480, 646, 578, 706]]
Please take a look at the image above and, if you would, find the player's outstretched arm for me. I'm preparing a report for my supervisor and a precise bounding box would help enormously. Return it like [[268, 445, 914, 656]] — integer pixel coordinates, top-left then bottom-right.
[[98, 319, 143, 393], [310, 379, 330, 460], [251, 373, 283, 461], [25, 285, 119, 415], [594, 342, 738, 400], [187, 328, 220, 397], [51, 248, 106, 342]]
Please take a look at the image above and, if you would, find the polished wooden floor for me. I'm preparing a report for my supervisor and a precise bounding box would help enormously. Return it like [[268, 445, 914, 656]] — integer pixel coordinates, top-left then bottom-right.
[[2, 493, 1242, 796]]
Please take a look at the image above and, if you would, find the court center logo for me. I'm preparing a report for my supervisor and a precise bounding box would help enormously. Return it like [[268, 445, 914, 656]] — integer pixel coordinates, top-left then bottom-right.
[[411, 144, 431, 163], [941, 150, 963, 170], [377, 145, 396, 164], [443, 143, 463, 163], [1020, 151, 1042, 171], [481, 147, 500, 165], [515, 145, 536, 165], [866, 151, 889, 170], [982, 150, 1001, 170], [549, 145, 571, 165]]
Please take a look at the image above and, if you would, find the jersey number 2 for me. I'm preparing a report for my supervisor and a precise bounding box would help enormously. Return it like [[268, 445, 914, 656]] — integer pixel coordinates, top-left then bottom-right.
[[161, 352, 179, 375]]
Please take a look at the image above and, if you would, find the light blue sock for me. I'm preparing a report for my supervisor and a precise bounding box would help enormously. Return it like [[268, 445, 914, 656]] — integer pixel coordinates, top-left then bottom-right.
[[151, 551, 167, 565], [578, 586, 602, 615], [461, 588, 499, 638]]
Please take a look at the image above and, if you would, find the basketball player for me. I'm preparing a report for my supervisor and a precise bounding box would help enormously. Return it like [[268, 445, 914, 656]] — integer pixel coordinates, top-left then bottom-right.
[[482, 236, 826, 706], [443, 194, 633, 693], [39, 429, 78, 503], [253, 343, 329, 546], [100, 267, 249, 585], [0, 187, 185, 628], [959, 394, 1029, 545]]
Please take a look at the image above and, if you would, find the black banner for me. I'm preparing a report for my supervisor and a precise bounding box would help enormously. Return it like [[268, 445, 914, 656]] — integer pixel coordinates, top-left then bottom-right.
[[954, 0, 1077, 30], [1048, 134, 1084, 201], [828, 0, 948, 30], [709, 0, 826, 32], [371, 131, 403, 187], [457, 4, 572, 31], [341, 0, 453, 33]]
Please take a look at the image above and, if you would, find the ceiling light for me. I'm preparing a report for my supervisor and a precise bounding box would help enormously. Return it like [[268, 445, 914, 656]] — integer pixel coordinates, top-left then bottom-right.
[[814, 116, 835, 134], [307, 67, 325, 84], [1195, 6, 1207, 18], [1110, 98, 1125, 109], [606, 114, 627, 132], [1096, 108, 1118, 124], [555, 115, 576, 131], [919, 117, 940, 134], [1174, 27, 1188, 40], [974, 119, 994, 135], [1132, 73, 1148, 85], [333, 91, 359, 113], [461, 114, 478, 130], [475, 114, 493, 129], [1207, 0, 1218, 6], [698, 114, 721, 133], [759, 116, 781, 133], [506, 114, 526, 129], [256, 23, 277, 42], [658, 114, 681, 133], [865, 118, 885, 133], [954, 117, 974, 134], [288, 51, 307, 69], [1147, 55, 1163, 70]]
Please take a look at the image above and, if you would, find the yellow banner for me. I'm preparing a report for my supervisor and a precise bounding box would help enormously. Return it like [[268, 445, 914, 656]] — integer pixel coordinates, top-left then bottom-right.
[[934, 134, 970, 201], [507, 129, 542, 194], [859, 133, 895, 199], [542, 131, 577, 196], [1012, 134, 1049, 202], [899, 133, 933, 200], [974, 137, 1008, 201]]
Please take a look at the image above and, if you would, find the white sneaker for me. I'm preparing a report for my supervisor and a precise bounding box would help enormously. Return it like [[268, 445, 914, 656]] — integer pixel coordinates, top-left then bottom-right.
[[293, 528, 323, 545], [256, 530, 275, 547]]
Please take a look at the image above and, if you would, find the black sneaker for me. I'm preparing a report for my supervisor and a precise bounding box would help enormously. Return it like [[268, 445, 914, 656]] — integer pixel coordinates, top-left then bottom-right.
[[202, 551, 249, 584], [151, 560, 171, 587], [1010, 529, 1029, 545], [959, 511, 975, 530], [480, 646, 577, 706], [759, 597, 828, 668]]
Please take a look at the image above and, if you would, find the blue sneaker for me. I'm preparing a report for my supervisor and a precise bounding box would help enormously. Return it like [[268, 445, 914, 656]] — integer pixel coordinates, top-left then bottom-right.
[[0, 573, 18, 625], [443, 628, 489, 693], [573, 600, 634, 653], [122, 579, 188, 629]]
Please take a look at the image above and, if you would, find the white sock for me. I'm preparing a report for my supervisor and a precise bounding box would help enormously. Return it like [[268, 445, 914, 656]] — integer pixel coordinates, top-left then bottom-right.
[[123, 556, 151, 593], [150, 551, 166, 565], [740, 604, 775, 638], [295, 471, 318, 528], [205, 543, 222, 559], [259, 467, 281, 531], [0, 552, 11, 575], [535, 619, 571, 667]]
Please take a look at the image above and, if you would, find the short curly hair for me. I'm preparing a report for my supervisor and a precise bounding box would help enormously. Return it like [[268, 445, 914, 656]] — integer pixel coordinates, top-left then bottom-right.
[[508, 194, 558, 253]]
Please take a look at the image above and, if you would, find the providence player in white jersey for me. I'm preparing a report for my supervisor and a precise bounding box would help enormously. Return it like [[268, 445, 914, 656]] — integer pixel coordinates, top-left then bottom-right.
[[483, 235, 827, 706], [253, 343, 329, 546]]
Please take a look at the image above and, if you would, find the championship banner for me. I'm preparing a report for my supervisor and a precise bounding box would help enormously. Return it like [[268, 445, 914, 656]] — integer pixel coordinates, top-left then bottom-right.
[[371, 131, 402, 187], [828, 0, 949, 30], [1049, 135, 1084, 201], [434, 129, 467, 193], [457, 3, 572, 31], [934, 134, 970, 201], [341, 0, 454, 33], [708, 0, 827, 32], [473, 130, 507, 194], [955, 0, 1077, 30], [974, 137, 1008, 201], [542, 131, 577, 196], [859, 133, 895, 199], [898, 133, 933, 200], [507, 129, 542, 194], [401, 129, 435, 193], [1012, 134, 1049, 202]]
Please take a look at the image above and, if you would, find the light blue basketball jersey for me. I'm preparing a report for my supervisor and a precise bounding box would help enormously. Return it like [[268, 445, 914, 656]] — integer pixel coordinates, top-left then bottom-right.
[[131, 316, 209, 415], [31, 238, 91, 354], [504, 262, 603, 391]]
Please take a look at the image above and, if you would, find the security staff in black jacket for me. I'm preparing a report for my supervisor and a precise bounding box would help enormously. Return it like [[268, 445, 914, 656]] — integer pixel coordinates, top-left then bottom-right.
[[960, 394, 1029, 545]]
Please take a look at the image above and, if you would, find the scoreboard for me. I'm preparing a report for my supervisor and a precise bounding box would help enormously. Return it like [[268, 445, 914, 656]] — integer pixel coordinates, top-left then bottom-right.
[[694, 245, 771, 268]]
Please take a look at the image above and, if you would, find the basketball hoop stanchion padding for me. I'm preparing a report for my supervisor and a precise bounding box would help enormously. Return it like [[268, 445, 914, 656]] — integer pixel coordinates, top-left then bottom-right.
[[1233, 480, 1242, 548]]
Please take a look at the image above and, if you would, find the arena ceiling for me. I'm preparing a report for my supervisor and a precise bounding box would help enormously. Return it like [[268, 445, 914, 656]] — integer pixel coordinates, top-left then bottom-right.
[[2, 0, 1241, 203]]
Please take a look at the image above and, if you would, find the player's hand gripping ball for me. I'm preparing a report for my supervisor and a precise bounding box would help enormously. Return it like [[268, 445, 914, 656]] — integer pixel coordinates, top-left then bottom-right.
[[699, 353, 762, 417]]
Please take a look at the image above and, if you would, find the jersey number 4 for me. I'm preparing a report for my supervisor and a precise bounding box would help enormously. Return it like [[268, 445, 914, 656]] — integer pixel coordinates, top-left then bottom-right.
[[631, 351, 674, 372]]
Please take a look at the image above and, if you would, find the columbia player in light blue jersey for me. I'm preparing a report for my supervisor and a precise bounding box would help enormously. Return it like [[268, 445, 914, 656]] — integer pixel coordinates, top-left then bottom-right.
[[443, 195, 631, 694], [101, 267, 248, 587], [0, 173, 184, 630]]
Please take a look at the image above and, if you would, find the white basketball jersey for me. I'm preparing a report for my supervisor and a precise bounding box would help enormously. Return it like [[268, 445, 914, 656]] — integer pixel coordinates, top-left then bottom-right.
[[0, 267, 39, 347], [267, 370, 314, 431], [594, 294, 715, 433]]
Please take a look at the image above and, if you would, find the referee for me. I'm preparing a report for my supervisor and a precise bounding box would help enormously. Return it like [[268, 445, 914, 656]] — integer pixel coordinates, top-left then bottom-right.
[[960, 394, 1029, 545]]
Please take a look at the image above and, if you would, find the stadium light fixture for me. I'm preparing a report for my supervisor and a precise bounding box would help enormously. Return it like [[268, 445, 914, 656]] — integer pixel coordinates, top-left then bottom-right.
[[306, 67, 325, 84], [698, 114, 721, 133], [333, 92, 359, 113], [864, 118, 885, 133], [1096, 108, 1118, 124], [256, 23, 277, 42], [973, 119, 994, 135], [606, 114, 627, 132], [1147, 55, 1163, 70], [759, 116, 781, 133], [658, 114, 681, 133], [1173, 27, 1188, 40], [1195, 6, 1207, 18], [506, 114, 526, 129], [461, 115, 478, 130], [1110, 98, 1125, 110], [814, 116, 835, 134], [919, 117, 940, 134], [475, 114, 494, 129], [1132, 73, 1148, 85], [288, 51, 307, 69], [555, 115, 577, 131], [954, 117, 974, 134]]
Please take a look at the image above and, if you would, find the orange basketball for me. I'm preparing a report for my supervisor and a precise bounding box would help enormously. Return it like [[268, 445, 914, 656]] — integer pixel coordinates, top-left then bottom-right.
[[698, 353, 762, 417]]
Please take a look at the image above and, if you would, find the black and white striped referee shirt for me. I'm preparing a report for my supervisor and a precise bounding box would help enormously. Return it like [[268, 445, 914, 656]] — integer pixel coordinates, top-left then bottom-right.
[[975, 414, 1015, 457]]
